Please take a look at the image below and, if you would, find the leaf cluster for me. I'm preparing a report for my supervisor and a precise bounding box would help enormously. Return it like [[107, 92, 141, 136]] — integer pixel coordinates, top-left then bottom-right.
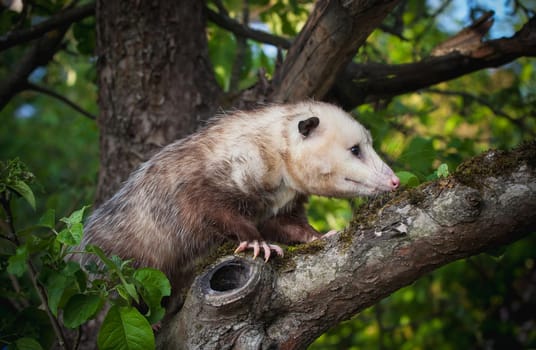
[[0, 160, 170, 350]]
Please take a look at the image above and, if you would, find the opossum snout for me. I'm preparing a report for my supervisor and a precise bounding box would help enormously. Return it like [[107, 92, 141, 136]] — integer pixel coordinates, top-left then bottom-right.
[[390, 175, 400, 190]]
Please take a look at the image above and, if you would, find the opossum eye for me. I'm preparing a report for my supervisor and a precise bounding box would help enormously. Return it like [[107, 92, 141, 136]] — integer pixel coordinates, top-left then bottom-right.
[[350, 145, 361, 158]]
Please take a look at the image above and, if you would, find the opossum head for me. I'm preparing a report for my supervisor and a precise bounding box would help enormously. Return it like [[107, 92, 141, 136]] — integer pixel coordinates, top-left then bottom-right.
[[284, 102, 399, 197]]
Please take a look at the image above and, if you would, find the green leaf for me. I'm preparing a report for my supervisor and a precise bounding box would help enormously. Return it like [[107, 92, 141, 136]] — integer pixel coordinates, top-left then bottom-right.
[[134, 268, 171, 324], [124, 283, 138, 302], [436, 163, 449, 178], [56, 222, 84, 246], [7, 244, 29, 277], [396, 171, 420, 188], [38, 209, 55, 229], [8, 180, 36, 210], [14, 337, 44, 350], [98, 305, 155, 350], [44, 272, 78, 316], [399, 137, 436, 177], [60, 206, 88, 226], [116, 285, 130, 302], [0, 237, 17, 255], [116, 283, 139, 304], [86, 245, 115, 270], [64, 261, 88, 292], [63, 294, 104, 328], [57, 228, 74, 245], [45, 274, 67, 316]]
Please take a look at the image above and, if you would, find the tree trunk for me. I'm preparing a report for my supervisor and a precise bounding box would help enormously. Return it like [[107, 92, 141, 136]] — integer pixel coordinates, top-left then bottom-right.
[[156, 143, 536, 349], [95, 0, 221, 204]]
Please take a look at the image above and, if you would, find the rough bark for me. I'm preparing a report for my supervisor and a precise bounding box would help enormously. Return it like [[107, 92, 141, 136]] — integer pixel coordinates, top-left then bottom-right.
[[95, 0, 221, 204], [270, 0, 401, 103], [156, 142, 536, 349]]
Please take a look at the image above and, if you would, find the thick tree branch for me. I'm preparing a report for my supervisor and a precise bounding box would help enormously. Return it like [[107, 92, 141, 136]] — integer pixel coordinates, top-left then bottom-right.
[[270, 0, 401, 103], [0, 2, 95, 52], [329, 15, 536, 109], [157, 142, 536, 349]]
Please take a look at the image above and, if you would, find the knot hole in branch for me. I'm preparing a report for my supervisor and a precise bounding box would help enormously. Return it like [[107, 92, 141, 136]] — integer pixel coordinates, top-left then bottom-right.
[[197, 256, 269, 308], [210, 261, 250, 291]]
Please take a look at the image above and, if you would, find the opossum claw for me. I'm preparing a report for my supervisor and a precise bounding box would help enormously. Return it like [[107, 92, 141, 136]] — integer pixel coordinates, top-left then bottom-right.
[[234, 240, 284, 261], [269, 243, 284, 257], [252, 240, 260, 259], [152, 322, 162, 332], [234, 241, 249, 254], [261, 241, 285, 262]]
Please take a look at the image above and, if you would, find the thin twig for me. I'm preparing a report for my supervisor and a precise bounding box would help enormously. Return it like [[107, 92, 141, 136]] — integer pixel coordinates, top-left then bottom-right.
[[206, 6, 290, 49], [229, 0, 249, 92], [210, 0, 229, 16], [26, 82, 97, 120], [8, 274, 30, 308], [73, 328, 82, 350]]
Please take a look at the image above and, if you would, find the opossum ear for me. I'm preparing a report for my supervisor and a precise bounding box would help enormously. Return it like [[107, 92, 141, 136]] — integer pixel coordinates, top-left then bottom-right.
[[298, 117, 319, 137]]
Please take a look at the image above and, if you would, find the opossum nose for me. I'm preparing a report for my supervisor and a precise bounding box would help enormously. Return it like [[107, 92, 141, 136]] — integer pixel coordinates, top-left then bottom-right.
[[390, 175, 400, 190]]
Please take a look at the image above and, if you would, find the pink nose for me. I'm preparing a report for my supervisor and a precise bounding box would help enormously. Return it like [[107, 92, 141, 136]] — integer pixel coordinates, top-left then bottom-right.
[[391, 175, 400, 189]]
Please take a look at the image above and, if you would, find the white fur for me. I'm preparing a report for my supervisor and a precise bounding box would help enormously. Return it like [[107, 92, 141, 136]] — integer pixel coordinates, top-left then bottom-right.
[[205, 101, 396, 209], [280, 102, 397, 198]]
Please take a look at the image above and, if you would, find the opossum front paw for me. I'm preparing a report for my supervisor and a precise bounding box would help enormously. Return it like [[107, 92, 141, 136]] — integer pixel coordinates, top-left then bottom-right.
[[234, 240, 284, 262]]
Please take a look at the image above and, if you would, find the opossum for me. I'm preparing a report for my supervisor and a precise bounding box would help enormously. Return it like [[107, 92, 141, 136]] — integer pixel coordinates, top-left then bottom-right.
[[80, 101, 399, 293]]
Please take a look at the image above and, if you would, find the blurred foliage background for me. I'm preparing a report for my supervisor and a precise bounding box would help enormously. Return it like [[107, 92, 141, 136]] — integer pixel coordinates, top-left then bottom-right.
[[1, 0, 535, 348]]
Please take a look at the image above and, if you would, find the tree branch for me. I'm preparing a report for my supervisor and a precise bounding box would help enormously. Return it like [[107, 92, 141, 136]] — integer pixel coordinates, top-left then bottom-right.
[[26, 82, 96, 120], [205, 6, 290, 49], [329, 15, 536, 109], [270, 0, 401, 103], [157, 142, 536, 349], [0, 2, 95, 52], [228, 1, 249, 93], [0, 25, 68, 111]]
